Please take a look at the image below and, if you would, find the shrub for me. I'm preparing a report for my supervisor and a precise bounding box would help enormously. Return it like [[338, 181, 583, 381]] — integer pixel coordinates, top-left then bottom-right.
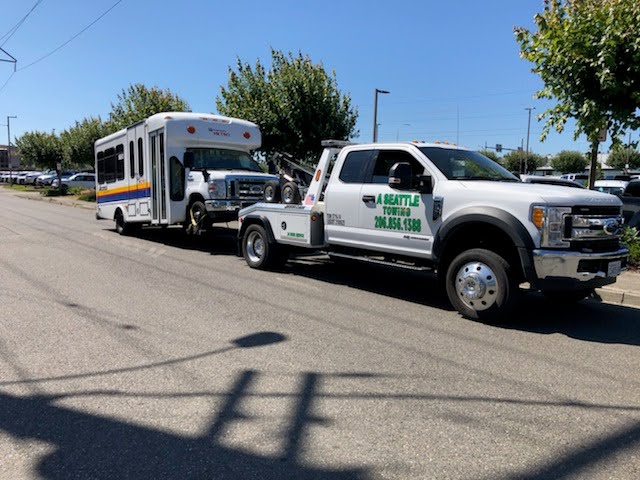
[[621, 227, 640, 267]]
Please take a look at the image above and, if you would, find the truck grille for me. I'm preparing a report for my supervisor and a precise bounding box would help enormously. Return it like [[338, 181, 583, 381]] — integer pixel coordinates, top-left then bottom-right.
[[563, 205, 623, 251], [226, 177, 267, 201]]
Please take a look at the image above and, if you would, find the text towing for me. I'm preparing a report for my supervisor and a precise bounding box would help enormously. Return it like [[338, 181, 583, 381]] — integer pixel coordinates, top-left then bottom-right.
[[95, 112, 278, 235]]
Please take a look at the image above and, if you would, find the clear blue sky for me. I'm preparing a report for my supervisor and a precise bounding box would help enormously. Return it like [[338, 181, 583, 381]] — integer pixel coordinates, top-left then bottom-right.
[[0, 0, 622, 156]]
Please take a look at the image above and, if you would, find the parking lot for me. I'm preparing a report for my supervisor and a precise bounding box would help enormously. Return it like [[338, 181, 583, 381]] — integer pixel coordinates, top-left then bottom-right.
[[1, 187, 639, 479]]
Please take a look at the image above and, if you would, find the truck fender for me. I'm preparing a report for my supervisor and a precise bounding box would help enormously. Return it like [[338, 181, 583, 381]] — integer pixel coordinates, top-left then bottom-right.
[[237, 215, 277, 256], [432, 207, 536, 281]]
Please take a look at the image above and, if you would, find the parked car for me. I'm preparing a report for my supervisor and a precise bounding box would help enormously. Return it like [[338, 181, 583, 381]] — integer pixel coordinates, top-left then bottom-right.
[[40, 171, 76, 187], [594, 180, 629, 196], [620, 180, 640, 228], [52, 172, 96, 190], [560, 173, 589, 186], [522, 175, 586, 189], [23, 171, 43, 185]]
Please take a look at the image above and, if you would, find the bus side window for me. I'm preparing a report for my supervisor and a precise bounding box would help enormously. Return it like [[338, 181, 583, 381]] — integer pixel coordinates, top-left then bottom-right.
[[138, 138, 144, 177], [116, 144, 125, 181], [97, 151, 105, 184], [129, 141, 135, 179], [104, 148, 115, 183], [169, 156, 185, 201]]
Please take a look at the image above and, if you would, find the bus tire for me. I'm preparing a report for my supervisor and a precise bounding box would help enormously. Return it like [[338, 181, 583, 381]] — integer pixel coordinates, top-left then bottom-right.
[[242, 224, 286, 270], [115, 210, 129, 236], [187, 200, 209, 235]]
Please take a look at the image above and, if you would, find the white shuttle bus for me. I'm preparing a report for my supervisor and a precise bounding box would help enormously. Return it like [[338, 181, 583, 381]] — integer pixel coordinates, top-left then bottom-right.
[[95, 112, 277, 234]]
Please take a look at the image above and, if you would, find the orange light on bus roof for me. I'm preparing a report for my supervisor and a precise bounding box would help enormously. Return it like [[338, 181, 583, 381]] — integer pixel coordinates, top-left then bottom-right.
[[243, 131, 251, 139], [187, 126, 196, 134]]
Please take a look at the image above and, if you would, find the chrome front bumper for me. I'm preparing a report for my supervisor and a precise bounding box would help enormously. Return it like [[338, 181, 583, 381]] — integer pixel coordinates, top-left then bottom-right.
[[533, 248, 629, 282], [205, 200, 242, 213]]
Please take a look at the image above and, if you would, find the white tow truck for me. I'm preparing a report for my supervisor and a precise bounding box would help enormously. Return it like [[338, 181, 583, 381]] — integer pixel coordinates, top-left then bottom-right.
[[238, 141, 628, 321]]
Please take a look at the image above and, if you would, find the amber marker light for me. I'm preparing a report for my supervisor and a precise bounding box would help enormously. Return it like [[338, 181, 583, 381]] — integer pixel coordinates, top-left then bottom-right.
[[531, 207, 545, 229], [243, 131, 251, 139], [311, 214, 318, 222], [187, 126, 196, 134]]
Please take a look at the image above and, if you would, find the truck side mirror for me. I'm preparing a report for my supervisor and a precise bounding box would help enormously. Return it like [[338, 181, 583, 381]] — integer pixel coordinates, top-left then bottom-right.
[[388, 162, 412, 190], [415, 175, 433, 194], [184, 151, 194, 169]]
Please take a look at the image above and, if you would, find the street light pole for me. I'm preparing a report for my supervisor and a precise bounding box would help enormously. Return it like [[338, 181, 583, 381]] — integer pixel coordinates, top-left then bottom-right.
[[373, 88, 390, 142], [525, 107, 535, 173], [7, 115, 17, 182]]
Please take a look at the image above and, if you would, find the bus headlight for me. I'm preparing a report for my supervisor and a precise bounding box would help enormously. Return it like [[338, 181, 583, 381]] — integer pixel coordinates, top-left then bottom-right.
[[531, 206, 571, 248], [208, 179, 226, 199]]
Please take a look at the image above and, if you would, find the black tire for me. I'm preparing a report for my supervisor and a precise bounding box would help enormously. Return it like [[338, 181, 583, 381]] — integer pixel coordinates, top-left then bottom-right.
[[445, 248, 517, 322], [281, 181, 301, 204], [186, 200, 210, 235], [242, 224, 287, 270], [542, 289, 593, 303], [115, 210, 129, 236], [264, 181, 281, 203]]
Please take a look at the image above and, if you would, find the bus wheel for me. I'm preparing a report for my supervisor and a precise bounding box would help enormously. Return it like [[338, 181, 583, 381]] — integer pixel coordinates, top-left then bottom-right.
[[115, 210, 129, 236], [187, 201, 208, 235]]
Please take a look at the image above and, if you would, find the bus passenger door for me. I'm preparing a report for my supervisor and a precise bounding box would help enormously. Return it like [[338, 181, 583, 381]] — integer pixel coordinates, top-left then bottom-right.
[[126, 128, 137, 219], [149, 130, 168, 224]]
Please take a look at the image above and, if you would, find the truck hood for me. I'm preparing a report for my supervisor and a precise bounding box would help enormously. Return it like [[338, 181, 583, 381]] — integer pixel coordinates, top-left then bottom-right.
[[457, 181, 622, 206]]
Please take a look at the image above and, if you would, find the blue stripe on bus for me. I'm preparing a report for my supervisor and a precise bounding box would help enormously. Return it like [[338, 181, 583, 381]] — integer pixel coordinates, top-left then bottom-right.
[[97, 188, 151, 204]]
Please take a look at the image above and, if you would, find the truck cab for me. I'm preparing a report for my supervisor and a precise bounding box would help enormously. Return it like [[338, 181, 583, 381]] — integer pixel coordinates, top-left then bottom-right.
[[239, 142, 628, 321]]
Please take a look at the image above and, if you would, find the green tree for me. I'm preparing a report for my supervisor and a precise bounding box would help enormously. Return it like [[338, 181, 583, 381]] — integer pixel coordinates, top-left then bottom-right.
[[478, 149, 500, 162], [501, 151, 547, 174], [551, 150, 588, 173], [15, 131, 63, 170], [216, 49, 358, 162], [515, 0, 640, 188], [110, 84, 190, 130], [606, 147, 640, 170], [60, 116, 112, 169]]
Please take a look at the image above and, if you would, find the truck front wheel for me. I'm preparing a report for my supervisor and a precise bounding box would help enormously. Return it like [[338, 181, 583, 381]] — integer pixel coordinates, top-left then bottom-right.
[[445, 248, 517, 322], [242, 224, 287, 270]]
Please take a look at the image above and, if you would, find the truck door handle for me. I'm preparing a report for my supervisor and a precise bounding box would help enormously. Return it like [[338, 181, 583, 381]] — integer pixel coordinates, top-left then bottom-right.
[[362, 195, 376, 203]]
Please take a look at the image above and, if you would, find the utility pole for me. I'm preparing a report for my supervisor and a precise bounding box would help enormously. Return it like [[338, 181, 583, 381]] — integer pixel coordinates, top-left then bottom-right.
[[373, 88, 390, 142], [525, 107, 535, 174], [7, 116, 17, 182]]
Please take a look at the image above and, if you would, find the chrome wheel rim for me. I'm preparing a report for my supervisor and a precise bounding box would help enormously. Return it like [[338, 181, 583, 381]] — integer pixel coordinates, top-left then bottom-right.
[[246, 231, 265, 263], [455, 261, 498, 311], [264, 185, 275, 202], [282, 186, 294, 203]]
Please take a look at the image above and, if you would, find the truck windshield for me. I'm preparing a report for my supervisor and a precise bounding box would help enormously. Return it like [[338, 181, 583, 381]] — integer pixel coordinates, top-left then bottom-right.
[[187, 148, 263, 172], [418, 147, 519, 181]]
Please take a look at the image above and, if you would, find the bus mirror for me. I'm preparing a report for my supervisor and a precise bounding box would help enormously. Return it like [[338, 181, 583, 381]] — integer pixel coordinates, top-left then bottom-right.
[[184, 151, 194, 169]]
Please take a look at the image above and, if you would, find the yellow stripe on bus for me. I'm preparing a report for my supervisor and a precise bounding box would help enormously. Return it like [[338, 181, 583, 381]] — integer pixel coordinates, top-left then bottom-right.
[[97, 181, 151, 197]]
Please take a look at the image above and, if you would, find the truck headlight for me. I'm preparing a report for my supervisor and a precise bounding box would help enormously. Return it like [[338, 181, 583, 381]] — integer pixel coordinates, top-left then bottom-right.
[[208, 179, 226, 199], [531, 206, 571, 248]]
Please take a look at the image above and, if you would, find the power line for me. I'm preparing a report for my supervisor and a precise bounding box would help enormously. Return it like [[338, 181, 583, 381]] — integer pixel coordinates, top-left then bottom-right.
[[17, 0, 124, 72], [0, 0, 44, 48], [0, 72, 15, 94]]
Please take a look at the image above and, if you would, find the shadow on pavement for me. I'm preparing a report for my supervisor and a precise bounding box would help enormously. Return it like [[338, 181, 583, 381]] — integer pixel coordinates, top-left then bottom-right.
[[124, 226, 639, 346]]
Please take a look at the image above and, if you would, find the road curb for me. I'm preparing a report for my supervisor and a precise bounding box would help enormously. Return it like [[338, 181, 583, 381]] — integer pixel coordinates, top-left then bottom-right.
[[16, 192, 95, 211], [596, 286, 640, 308]]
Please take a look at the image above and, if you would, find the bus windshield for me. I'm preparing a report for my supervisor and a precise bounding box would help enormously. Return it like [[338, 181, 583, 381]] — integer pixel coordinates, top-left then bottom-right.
[[187, 148, 263, 172]]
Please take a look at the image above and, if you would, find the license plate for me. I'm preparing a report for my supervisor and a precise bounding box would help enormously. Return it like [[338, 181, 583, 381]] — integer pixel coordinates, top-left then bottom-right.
[[607, 260, 622, 277]]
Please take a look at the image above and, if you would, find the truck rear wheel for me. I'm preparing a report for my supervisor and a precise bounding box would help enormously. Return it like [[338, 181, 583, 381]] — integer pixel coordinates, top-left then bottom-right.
[[445, 248, 517, 322], [242, 224, 287, 270]]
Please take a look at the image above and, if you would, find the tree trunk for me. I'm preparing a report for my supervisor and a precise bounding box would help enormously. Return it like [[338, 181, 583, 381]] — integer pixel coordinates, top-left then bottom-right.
[[588, 140, 599, 190], [57, 169, 62, 194]]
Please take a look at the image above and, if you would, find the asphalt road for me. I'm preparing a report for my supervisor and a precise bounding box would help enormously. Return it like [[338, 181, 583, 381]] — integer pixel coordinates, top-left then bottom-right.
[[1, 188, 639, 480]]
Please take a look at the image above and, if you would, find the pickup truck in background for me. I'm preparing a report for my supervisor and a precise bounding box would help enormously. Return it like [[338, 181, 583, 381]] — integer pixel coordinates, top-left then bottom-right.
[[238, 141, 628, 322]]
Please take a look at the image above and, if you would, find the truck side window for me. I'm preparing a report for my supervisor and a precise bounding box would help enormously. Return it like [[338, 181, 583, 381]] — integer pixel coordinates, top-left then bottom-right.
[[339, 150, 371, 183], [369, 150, 425, 184]]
